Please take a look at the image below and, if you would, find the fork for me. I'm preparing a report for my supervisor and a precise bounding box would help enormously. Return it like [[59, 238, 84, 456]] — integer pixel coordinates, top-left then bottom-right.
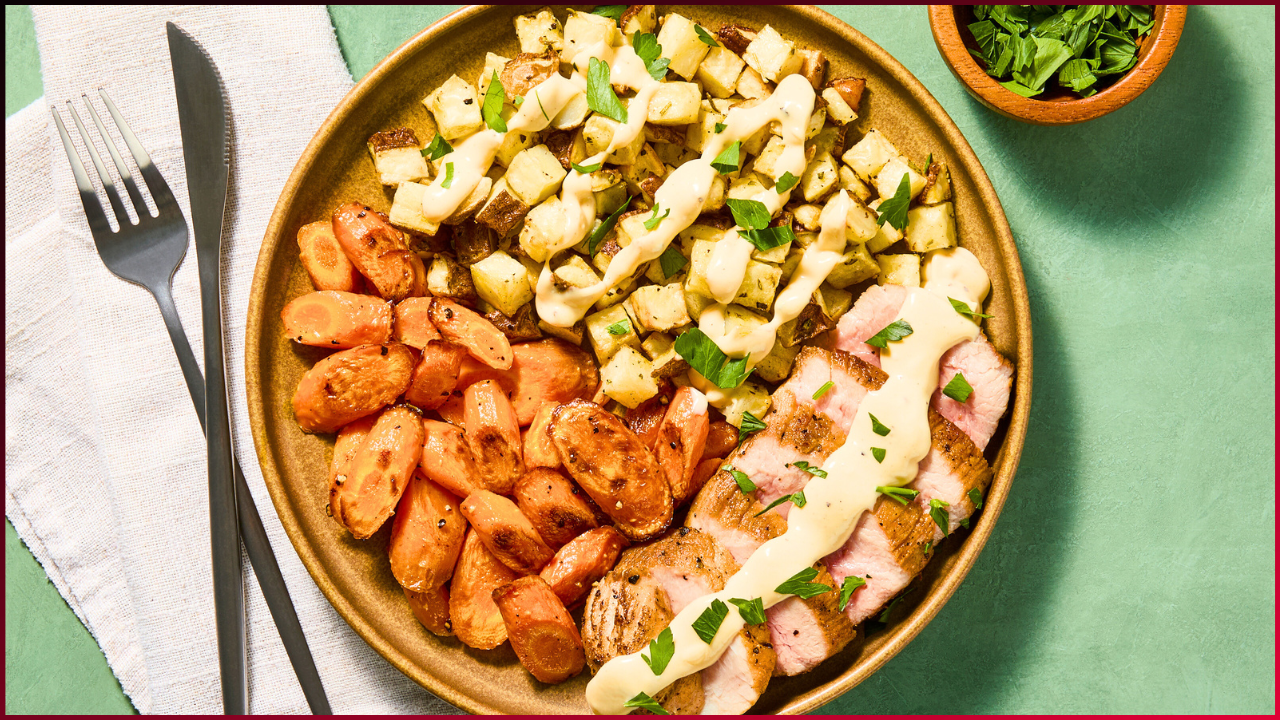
[[51, 90, 332, 715]]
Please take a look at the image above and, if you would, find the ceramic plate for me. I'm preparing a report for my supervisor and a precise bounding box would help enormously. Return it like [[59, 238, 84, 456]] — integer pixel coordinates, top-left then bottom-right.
[[246, 5, 1033, 714]]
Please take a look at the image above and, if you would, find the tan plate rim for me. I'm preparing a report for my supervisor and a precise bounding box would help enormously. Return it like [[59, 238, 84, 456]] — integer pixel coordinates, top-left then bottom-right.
[[245, 5, 1034, 714]]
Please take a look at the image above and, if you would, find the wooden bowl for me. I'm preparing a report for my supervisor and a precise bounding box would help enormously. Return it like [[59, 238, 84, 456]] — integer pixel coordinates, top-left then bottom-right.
[[929, 5, 1186, 125], [246, 5, 1033, 714]]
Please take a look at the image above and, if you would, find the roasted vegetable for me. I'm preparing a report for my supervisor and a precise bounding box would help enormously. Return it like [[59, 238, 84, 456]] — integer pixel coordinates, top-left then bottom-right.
[[522, 401, 562, 469], [331, 202, 427, 302], [463, 379, 525, 494], [404, 584, 453, 636], [328, 406, 424, 539], [404, 341, 467, 410], [429, 298, 513, 370], [455, 339, 600, 426], [514, 467, 601, 550], [293, 343, 414, 433], [703, 420, 739, 460], [392, 297, 441, 349], [388, 474, 466, 591], [461, 490, 555, 575], [450, 529, 519, 649], [538, 526, 627, 608], [652, 386, 710, 507], [492, 576, 586, 684], [418, 420, 481, 499], [329, 415, 376, 489], [281, 291, 392, 349], [297, 220, 361, 292]]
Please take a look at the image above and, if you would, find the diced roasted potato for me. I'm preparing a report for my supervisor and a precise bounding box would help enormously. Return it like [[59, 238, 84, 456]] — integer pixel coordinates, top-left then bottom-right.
[[743, 25, 802, 82], [514, 7, 564, 54], [865, 198, 902, 253], [539, 318, 585, 345], [751, 135, 788, 182], [444, 176, 492, 225], [424, 74, 483, 141], [389, 181, 441, 236], [593, 276, 636, 310], [874, 156, 926, 202], [800, 151, 839, 202], [722, 304, 768, 341], [921, 163, 952, 205], [593, 173, 630, 216], [686, 107, 725, 153], [697, 46, 745, 98], [842, 129, 900, 182], [838, 165, 873, 202], [904, 202, 957, 253], [702, 174, 727, 212], [877, 254, 922, 287], [827, 77, 867, 113], [506, 144, 569, 206], [715, 24, 758, 55], [817, 282, 854, 320], [620, 5, 657, 41], [470, 249, 534, 317], [550, 91, 591, 130], [428, 254, 481, 306], [779, 245, 804, 283], [808, 125, 845, 159], [822, 87, 858, 125], [586, 303, 640, 361], [733, 260, 783, 313], [501, 52, 559, 98], [796, 47, 828, 90], [601, 346, 659, 408], [656, 13, 712, 80], [553, 254, 600, 289], [495, 126, 537, 168], [519, 197, 566, 262], [563, 9, 619, 62], [478, 52, 510, 97], [719, 381, 770, 427], [485, 303, 542, 342], [806, 107, 827, 140], [624, 282, 690, 332], [583, 111, 645, 165], [793, 203, 822, 231], [735, 66, 771, 100], [647, 82, 701, 125], [845, 196, 880, 242], [754, 339, 799, 383], [368, 128, 431, 187], [641, 332, 687, 379], [451, 221, 498, 266], [475, 179, 532, 236], [740, 120, 771, 157], [825, 242, 879, 288], [776, 292, 836, 347], [727, 174, 767, 201]]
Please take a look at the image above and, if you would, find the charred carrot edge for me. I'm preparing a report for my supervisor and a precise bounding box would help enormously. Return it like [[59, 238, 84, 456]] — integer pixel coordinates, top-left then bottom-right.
[[460, 490, 555, 575], [491, 576, 586, 684], [522, 401, 562, 469], [388, 474, 466, 592], [429, 298, 513, 370], [514, 467, 600, 550], [393, 296, 442, 349], [404, 584, 453, 636], [703, 420, 739, 460], [330, 415, 376, 488], [450, 529, 518, 650], [654, 387, 710, 506], [328, 406, 423, 539], [405, 342, 467, 410], [418, 420, 480, 499], [538, 526, 628, 608], [463, 379, 524, 495]]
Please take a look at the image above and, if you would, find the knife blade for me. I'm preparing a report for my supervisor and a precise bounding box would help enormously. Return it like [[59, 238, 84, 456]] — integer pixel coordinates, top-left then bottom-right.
[[166, 22, 245, 715]]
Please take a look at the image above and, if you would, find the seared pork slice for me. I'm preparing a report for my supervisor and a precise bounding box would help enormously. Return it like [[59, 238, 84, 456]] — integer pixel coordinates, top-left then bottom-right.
[[687, 471, 787, 566], [832, 283, 1013, 450], [765, 565, 857, 676]]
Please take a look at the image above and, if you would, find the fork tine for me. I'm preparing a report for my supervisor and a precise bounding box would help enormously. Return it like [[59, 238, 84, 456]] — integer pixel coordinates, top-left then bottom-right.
[[82, 94, 153, 220], [66, 100, 133, 230], [51, 106, 114, 239], [97, 89, 178, 212]]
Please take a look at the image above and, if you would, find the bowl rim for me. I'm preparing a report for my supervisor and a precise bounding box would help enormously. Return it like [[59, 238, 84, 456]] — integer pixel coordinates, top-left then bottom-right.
[[245, 4, 1035, 714], [928, 4, 1187, 124]]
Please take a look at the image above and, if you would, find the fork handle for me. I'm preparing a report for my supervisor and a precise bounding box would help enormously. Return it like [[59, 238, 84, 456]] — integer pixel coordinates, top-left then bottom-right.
[[151, 284, 332, 715]]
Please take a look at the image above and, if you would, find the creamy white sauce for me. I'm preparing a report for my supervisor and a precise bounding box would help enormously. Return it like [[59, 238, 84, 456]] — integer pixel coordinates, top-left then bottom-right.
[[586, 248, 990, 714]]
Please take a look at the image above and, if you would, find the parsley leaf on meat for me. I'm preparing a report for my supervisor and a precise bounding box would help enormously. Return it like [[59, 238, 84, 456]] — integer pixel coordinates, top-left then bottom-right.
[[775, 567, 833, 599], [943, 372, 974, 403], [692, 599, 729, 643], [929, 498, 951, 535], [838, 576, 867, 611], [968, 488, 984, 509], [864, 319, 913, 349], [949, 297, 993, 320], [738, 410, 767, 443], [728, 467, 757, 494], [728, 597, 765, 625], [876, 486, 919, 505], [789, 462, 827, 479]]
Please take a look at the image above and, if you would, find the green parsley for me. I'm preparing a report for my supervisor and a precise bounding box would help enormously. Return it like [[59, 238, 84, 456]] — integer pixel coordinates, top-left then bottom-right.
[[789, 462, 827, 479], [865, 319, 913, 349], [869, 413, 891, 436], [674, 327, 752, 389], [943, 372, 974, 403], [877, 586, 914, 623], [724, 197, 795, 251], [571, 161, 602, 174], [642, 627, 674, 675], [960, 517, 971, 529], [644, 203, 671, 230], [692, 599, 729, 643], [694, 24, 720, 46], [591, 5, 627, 23], [632, 33, 671, 81], [440, 162, 455, 189], [586, 195, 632, 256], [624, 692, 669, 715], [606, 319, 631, 336], [775, 567, 833, 599], [535, 90, 549, 121], [871, 447, 886, 463], [658, 246, 688, 278], [875, 173, 912, 231], [586, 57, 628, 123], [728, 467, 757, 494], [923, 541, 932, 554], [710, 140, 741, 174], [812, 380, 834, 400], [421, 134, 452, 161], [482, 71, 507, 133], [838, 576, 867, 611], [738, 410, 767, 443], [754, 491, 805, 517], [929, 498, 951, 535], [512, 95, 524, 106], [775, 170, 799, 194], [714, 121, 727, 133], [968, 488, 984, 509], [949, 297, 993, 320], [876, 486, 919, 505], [728, 597, 766, 625]]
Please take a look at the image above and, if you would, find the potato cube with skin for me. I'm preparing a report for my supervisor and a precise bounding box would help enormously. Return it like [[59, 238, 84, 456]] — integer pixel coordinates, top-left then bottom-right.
[[800, 152, 839, 202], [594, 276, 636, 310], [722, 305, 767, 341], [388, 181, 441, 236], [553, 254, 599, 289], [846, 196, 880, 242], [656, 13, 711, 80], [754, 340, 800, 383], [428, 254, 480, 305], [751, 135, 788, 182], [727, 175, 767, 202], [922, 163, 952, 205], [506, 145, 568, 206], [444, 176, 492, 225], [818, 283, 854, 320], [874, 156, 926, 202], [877, 254, 922, 287], [495, 126, 537, 168], [518, 197, 565, 262], [625, 283, 690, 332], [797, 48, 828, 90], [779, 246, 804, 283], [583, 112, 645, 166], [697, 46, 745, 98], [470, 250, 534, 317], [686, 108, 725, 153], [825, 243, 879, 288], [865, 198, 902, 253], [808, 125, 844, 160], [478, 52, 510, 97], [601, 346, 659, 408], [702, 174, 727, 213], [515, 7, 563, 54], [734, 260, 783, 313], [621, 5, 657, 41], [822, 87, 858, 125], [793, 204, 821, 232], [904, 202, 957, 253], [424, 75, 483, 141], [563, 9, 618, 63], [842, 129, 900, 182], [642, 332, 689, 380], [838, 165, 873, 202], [740, 123, 771, 157], [475, 179, 532, 236], [720, 381, 771, 428], [586, 304, 640, 361], [647, 82, 702, 125], [735, 67, 771, 100], [367, 128, 431, 187], [743, 25, 803, 82], [550, 91, 592, 131]]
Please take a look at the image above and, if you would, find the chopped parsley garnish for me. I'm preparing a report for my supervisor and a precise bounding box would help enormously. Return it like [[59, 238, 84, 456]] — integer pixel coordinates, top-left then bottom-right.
[[753, 491, 805, 517], [586, 57, 628, 123], [812, 380, 834, 400], [586, 195, 632, 256], [710, 140, 741, 174], [871, 447, 886, 463], [725, 198, 795, 251], [535, 91, 549, 121], [421, 134, 452, 161], [923, 541, 932, 554], [775, 567, 833, 599], [738, 410, 767, 443], [694, 24, 720, 47], [714, 121, 727, 133], [674, 327, 752, 389], [876, 486, 919, 505], [591, 5, 627, 23], [641, 627, 674, 675], [865, 319, 914, 349], [728, 597, 765, 625], [512, 95, 524, 106], [869, 413, 891, 436], [632, 33, 671, 81], [968, 488, 984, 509], [960, 517, 970, 529], [838, 576, 867, 611], [875, 173, 912, 231], [643, 203, 671, 230], [789, 462, 827, 479], [878, 586, 914, 623], [775, 170, 799, 193], [658, 246, 688, 278], [950, 297, 993, 320], [692, 599, 729, 643], [624, 692, 669, 715], [440, 162, 455, 189], [571, 161, 602, 174], [943, 372, 974, 403], [929, 498, 951, 535], [481, 71, 508, 133], [728, 467, 756, 494], [606, 319, 631, 336]]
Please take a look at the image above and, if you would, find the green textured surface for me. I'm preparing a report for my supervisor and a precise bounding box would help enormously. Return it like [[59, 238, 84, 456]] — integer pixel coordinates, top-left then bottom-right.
[[6, 4, 1274, 715]]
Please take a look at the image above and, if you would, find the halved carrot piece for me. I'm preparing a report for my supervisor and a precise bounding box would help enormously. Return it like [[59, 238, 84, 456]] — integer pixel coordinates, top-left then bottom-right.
[[653, 386, 710, 507], [282, 290, 392, 349], [404, 584, 452, 637], [625, 395, 669, 450], [331, 202, 427, 302], [405, 342, 467, 410], [293, 343, 415, 433], [429, 298, 512, 370], [456, 339, 599, 425], [450, 528, 518, 650], [461, 490, 555, 575], [389, 474, 466, 592], [688, 456, 723, 507], [522, 401, 561, 469], [437, 392, 466, 426], [329, 415, 376, 489], [418, 420, 480, 499], [393, 297, 442, 349], [492, 576, 586, 684], [297, 220, 360, 292], [464, 379, 524, 495], [514, 468, 600, 550], [328, 406, 423, 539], [703, 420, 739, 460], [538, 527, 628, 608]]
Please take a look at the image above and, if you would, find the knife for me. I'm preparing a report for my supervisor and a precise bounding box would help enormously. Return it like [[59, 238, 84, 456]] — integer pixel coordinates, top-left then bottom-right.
[[166, 23, 245, 714]]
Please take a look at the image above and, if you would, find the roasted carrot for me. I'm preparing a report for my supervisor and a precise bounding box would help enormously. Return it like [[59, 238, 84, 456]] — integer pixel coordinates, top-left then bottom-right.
[[625, 395, 669, 450], [297, 219, 361, 292], [450, 528, 518, 649], [703, 420, 739, 460], [293, 343, 415, 433], [329, 415, 376, 489], [521, 401, 561, 469], [653, 386, 710, 507], [328, 406, 424, 539], [388, 474, 466, 592], [392, 296, 442, 349], [539, 527, 628, 608], [436, 391, 466, 426], [331, 202, 427, 302], [463, 379, 524, 495], [688, 456, 723, 507], [514, 468, 600, 550], [460, 490, 555, 575], [455, 339, 599, 425], [491, 576, 586, 684], [281, 290, 392, 348], [418, 420, 481, 499], [404, 584, 453, 637], [429, 298, 512, 370], [404, 341, 467, 410]]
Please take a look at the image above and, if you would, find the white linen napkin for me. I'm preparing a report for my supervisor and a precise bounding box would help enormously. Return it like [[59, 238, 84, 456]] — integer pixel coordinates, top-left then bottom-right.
[[5, 5, 460, 714]]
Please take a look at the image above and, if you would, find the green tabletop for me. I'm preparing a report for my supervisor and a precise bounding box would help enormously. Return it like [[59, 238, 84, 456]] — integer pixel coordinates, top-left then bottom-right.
[[6, 5, 1274, 715]]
